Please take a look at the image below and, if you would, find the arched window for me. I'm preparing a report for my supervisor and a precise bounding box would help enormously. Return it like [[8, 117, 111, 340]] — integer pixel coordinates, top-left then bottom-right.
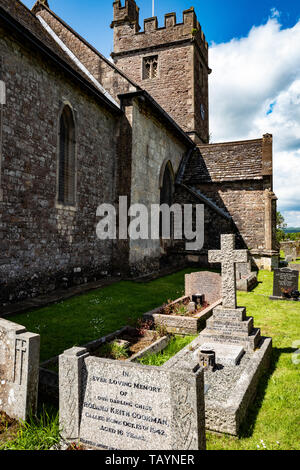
[[160, 162, 175, 245], [160, 163, 174, 207], [58, 106, 76, 206]]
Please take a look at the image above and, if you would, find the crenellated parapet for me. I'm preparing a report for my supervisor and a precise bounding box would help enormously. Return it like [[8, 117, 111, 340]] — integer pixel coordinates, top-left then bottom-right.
[[111, 1, 210, 144], [111, 2, 208, 62]]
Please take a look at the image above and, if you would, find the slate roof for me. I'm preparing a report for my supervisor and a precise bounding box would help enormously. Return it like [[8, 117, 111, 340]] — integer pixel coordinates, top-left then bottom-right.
[[183, 139, 264, 184]]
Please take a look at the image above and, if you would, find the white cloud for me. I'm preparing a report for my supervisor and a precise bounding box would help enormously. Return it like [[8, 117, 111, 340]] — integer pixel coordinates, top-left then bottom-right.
[[209, 14, 300, 227]]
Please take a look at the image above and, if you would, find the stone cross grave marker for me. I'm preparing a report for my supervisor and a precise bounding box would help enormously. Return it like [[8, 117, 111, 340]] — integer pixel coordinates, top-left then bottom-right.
[[208, 234, 248, 308], [59, 347, 206, 450], [200, 234, 261, 352], [0, 318, 40, 420]]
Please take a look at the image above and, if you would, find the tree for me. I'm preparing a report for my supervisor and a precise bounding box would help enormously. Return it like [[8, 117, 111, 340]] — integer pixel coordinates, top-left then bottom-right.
[[276, 211, 287, 242]]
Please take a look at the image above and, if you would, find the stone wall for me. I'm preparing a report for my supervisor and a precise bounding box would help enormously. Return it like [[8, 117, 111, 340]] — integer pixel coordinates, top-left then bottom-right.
[[173, 185, 236, 261], [182, 138, 278, 256], [0, 20, 118, 304], [128, 97, 188, 275]]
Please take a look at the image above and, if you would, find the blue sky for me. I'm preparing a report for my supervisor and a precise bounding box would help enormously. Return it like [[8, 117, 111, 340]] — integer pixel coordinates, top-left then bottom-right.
[[23, 0, 300, 57], [22, 1, 300, 226]]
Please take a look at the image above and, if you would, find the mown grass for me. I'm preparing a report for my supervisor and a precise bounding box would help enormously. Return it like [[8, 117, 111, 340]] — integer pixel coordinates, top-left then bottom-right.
[[206, 270, 300, 450], [137, 335, 197, 366], [8, 268, 202, 362]]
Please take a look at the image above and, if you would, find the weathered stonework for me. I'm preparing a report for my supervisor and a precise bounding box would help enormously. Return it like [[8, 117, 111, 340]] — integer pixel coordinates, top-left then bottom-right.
[[0, 318, 40, 420], [0, 0, 279, 304], [0, 6, 119, 303], [59, 346, 206, 450], [111, 1, 210, 144]]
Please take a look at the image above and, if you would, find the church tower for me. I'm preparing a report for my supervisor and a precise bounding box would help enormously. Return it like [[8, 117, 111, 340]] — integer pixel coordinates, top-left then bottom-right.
[[111, 0, 210, 144]]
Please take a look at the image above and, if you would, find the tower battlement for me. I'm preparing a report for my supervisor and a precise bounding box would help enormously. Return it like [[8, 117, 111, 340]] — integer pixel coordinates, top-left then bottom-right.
[[111, 1, 210, 144], [111, 2, 208, 60], [111, 0, 140, 33]]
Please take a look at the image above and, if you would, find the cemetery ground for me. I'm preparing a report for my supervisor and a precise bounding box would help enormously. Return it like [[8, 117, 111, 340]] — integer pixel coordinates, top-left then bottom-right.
[[0, 269, 299, 451]]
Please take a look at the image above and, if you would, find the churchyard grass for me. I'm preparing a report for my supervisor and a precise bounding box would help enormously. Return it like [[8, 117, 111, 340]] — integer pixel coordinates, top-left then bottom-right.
[[3, 269, 300, 450], [206, 270, 300, 450], [8, 268, 201, 362], [0, 406, 60, 451], [137, 335, 197, 366]]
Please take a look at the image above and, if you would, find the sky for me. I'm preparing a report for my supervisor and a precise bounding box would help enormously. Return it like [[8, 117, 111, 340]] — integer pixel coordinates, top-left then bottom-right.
[[22, 0, 300, 227]]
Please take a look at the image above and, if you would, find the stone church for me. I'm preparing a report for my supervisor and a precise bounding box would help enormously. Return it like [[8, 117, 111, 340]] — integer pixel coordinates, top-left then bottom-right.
[[0, 0, 279, 305]]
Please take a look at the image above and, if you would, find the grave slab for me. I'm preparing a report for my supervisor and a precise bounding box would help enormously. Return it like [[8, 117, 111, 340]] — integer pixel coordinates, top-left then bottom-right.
[[163, 335, 272, 435], [198, 342, 245, 366]]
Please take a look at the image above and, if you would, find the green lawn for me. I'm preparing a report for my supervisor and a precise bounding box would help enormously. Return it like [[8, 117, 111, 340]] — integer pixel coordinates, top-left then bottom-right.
[[207, 270, 300, 450], [8, 268, 201, 362], [4, 268, 300, 450]]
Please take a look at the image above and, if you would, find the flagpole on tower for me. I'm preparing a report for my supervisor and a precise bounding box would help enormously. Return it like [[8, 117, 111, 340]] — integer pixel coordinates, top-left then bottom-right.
[[152, 0, 155, 17]]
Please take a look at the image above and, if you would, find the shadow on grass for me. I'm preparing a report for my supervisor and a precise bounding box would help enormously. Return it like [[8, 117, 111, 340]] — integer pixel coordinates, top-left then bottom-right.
[[238, 346, 294, 438]]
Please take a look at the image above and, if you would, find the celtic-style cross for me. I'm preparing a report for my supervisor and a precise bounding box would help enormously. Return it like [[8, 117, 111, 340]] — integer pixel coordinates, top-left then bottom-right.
[[208, 234, 248, 309]]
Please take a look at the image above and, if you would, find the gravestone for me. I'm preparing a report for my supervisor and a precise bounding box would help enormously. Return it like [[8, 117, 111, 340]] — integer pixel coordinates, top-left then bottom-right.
[[235, 261, 252, 280], [185, 271, 221, 304], [235, 260, 258, 292], [0, 318, 40, 420], [281, 242, 297, 261], [59, 347, 206, 450], [271, 268, 299, 299], [189, 234, 273, 435]]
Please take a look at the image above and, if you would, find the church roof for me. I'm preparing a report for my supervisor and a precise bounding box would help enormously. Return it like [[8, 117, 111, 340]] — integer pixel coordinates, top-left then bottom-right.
[[186, 139, 265, 183], [0, 0, 121, 114]]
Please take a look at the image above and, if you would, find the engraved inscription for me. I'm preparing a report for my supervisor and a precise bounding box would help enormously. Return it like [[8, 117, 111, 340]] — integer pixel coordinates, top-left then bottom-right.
[[79, 362, 172, 450]]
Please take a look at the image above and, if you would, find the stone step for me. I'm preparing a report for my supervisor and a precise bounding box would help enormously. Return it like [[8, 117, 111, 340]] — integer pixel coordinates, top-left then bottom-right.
[[248, 328, 261, 350], [206, 316, 254, 335], [200, 327, 261, 351], [212, 306, 246, 322]]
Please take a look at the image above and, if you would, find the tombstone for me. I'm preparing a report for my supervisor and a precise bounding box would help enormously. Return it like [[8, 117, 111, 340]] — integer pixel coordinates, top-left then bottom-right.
[[289, 264, 300, 273], [59, 347, 206, 450], [235, 261, 252, 280], [200, 234, 262, 353], [235, 260, 258, 292], [185, 271, 221, 304], [188, 234, 273, 435], [0, 318, 40, 420], [281, 242, 297, 262], [271, 268, 299, 300]]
